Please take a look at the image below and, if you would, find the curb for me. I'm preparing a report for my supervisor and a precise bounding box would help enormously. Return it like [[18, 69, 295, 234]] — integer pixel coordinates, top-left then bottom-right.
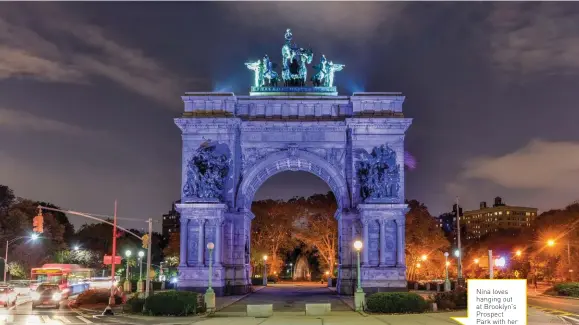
[[539, 294, 579, 301]]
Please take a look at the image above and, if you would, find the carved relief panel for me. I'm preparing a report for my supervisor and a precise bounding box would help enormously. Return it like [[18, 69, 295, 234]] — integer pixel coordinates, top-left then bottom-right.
[[187, 223, 199, 264], [204, 222, 216, 265], [384, 220, 397, 265], [368, 220, 380, 266]]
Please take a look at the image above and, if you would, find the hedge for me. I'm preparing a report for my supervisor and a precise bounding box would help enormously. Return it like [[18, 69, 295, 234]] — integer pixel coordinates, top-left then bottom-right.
[[554, 283, 579, 297], [366, 292, 428, 314], [124, 296, 145, 313], [144, 291, 202, 316], [433, 287, 467, 310]]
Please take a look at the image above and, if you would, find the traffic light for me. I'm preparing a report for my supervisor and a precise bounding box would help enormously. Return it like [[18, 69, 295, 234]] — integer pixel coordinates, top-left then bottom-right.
[[33, 208, 44, 233], [142, 234, 150, 249]]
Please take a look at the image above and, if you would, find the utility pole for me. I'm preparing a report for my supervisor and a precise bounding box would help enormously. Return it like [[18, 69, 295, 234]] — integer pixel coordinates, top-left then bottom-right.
[[109, 201, 118, 306], [456, 196, 464, 286], [145, 218, 153, 298], [568, 240, 573, 281]]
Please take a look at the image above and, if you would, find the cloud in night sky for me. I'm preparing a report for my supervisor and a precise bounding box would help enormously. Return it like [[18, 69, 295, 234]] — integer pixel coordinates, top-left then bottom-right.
[[0, 4, 191, 106], [462, 139, 579, 192], [489, 3, 579, 77], [1, 2, 579, 231], [0, 107, 106, 137]]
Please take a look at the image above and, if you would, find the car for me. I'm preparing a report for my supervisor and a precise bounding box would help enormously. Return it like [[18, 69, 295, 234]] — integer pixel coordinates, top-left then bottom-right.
[[31, 284, 63, 309], [0, 286, 17, 307]]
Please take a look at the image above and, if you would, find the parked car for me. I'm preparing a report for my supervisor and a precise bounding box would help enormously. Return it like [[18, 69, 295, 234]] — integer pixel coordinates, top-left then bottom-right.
[[31, 284, 63, 309], [0, 285, 17, 307]]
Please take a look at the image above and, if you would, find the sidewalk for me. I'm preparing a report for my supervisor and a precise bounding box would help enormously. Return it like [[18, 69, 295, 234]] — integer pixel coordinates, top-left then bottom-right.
[[148, 307, 566, 325], [86, 287, 267, 324]]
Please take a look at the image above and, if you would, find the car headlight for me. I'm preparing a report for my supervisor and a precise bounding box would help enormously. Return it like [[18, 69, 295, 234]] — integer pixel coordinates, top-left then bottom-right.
[[52, 293, 62, 301], [31, 292, 40, 300]]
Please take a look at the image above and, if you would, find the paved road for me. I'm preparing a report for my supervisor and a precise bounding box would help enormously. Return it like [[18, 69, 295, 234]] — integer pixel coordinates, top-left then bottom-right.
[[0, 297, 116, 324], [528, 294, 579, 324], [217, 283, 352, 313]]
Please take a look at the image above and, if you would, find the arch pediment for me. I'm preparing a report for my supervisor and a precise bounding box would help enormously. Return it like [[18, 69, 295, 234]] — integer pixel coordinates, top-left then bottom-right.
[[236, 148, 350, 211]]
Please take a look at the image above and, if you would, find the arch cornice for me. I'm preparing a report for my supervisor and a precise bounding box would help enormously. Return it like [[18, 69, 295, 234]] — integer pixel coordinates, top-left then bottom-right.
[[236, 149, 350, 211]]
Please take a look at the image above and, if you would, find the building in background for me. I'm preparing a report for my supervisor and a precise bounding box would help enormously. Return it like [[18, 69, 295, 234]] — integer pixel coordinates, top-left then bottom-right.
[[162, 200, 181, 240], [462, 196, 538, 241]]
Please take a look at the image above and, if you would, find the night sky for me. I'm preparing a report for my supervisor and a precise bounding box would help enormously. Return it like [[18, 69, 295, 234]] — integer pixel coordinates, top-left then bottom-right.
[[2, 2, 578, 231]]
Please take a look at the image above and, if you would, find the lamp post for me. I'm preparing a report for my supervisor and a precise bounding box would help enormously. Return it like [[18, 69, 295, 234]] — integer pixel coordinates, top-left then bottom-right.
[[444, 252, 451, 291], [205, 242, 216, 313], [3, 234, 39, 283], [289, 263, 293, 280], [263, 255, 268, 286], [353, 240, 365, 312], [138, 251, 144, 293], [123, 250, 132, 292]]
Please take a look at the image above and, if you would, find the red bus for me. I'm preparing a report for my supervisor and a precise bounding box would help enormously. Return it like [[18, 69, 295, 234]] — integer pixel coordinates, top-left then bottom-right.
[[30, 264, 92, 297]]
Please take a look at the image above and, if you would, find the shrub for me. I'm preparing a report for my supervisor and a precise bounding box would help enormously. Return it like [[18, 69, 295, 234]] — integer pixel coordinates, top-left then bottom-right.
[[124, 296, 145, 313], [144, 291, 201, 316], [554, 283, 579, 297], [76, 289, 121, 305], [366, 292, 428, 314], [433, 287, 467, 310]]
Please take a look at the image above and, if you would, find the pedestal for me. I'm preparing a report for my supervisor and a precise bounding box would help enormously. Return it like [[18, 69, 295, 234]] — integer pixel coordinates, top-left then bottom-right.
[[177, 266, 226, 295], [444, 279, 451, 292], [123, 280, 131, 293], [137, 280, 144, 293], [354, 290, 366, 312], [204, 288, 216, 313]]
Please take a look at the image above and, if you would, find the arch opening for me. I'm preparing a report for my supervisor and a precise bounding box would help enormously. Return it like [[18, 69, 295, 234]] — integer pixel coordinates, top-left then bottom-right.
[[236, 150, 350, 212], [250, 169, 339, 283]]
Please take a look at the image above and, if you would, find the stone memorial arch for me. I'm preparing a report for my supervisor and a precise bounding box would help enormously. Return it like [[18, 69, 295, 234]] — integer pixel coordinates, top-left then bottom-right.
[[175, 29, 412, 296]]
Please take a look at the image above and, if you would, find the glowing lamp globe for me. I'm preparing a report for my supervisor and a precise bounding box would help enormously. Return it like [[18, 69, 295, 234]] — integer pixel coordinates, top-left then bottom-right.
[[263, 255, 268, 261], [138, 251, 145, 258], [125, 250, 132, 257], [207, 242, 215, 250], [444, 252, 449, 257], [353, 240, 363, 251]]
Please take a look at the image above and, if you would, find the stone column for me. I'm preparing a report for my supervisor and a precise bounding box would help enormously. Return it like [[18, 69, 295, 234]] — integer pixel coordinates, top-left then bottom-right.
[[379, 219, 386, 266], [229, 220, 234, 264], [179, 218, 188, 267], [215, 219, 223, 266], [198, 219, 205, 266], [362, 220, 369, 265], [396, 218, 406, 266]]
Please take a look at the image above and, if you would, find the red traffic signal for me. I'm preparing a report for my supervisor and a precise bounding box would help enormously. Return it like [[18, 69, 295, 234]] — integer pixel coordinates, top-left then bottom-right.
[[33, 208, 44, 233]]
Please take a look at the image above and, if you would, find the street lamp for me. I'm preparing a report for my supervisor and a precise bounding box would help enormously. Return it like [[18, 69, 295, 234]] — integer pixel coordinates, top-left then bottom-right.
[[74, 246, 80, 251], [547, 239, 555, 247], [474, 258, 480, 264], [444, 252, 451, 291], [137, 251, 144, 293], [289, 263, 293, 279], [421, 254, 428, 261], [124, 250, 132, 292], [515, 250, 522, 257], [205, 242, 215, 313], [353, 240, 365, 312], [3, 235, 39, 283], [263, 255, 268, 286]]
